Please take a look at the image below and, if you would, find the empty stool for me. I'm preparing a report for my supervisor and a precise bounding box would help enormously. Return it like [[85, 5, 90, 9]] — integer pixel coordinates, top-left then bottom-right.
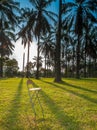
[[26, 79, 44, 122]]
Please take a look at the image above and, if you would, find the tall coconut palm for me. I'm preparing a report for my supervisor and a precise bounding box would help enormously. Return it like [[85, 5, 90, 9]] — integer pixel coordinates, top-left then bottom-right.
[[17, 26, 32, 77], [18, 0, 56, 79], [85, 24, 97, 77], [0, 24, 16, 78], [0, 30, 15, 77], [54, 0, 62, 82], [40, 32, 55, 77], [33, 56, 43, 73], [62, 0, 97, 78], [28, 0, 56, 79], [17, 7, 33, 78], [89, 25, 97, 75], [0, 0, 20, 77]]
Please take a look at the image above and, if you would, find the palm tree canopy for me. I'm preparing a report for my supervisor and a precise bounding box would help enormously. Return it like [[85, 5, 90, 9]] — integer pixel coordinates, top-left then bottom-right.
[[62, 0, 97, 35], [0, 31, 14, 56], [0, 0, 20, 29], [40, 33, 55, 58], [24, 0, 57, 38]]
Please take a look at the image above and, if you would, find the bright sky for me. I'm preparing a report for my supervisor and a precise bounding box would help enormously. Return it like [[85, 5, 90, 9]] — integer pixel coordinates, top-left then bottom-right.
[[11, 40, 37, 71], [12, 0, 58, 71]]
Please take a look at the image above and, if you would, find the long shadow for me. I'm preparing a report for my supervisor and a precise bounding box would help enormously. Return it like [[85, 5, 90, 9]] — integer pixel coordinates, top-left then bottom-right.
[[5, 78, 23, 129], [61, 80, 97, 94], [0, 78, 8, 81], [40, 79, 97, 104], [32, 81, 81, 130], [41, 79, 97, 94], [83, 78, 97, 82]]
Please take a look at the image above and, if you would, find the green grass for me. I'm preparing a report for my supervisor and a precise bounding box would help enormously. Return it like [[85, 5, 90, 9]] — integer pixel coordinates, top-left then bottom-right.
[[0, 78, 97, 130]]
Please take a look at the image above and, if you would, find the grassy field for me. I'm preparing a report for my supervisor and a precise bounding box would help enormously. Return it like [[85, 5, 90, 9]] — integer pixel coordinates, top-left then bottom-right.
[[0, 78, 97, 130]]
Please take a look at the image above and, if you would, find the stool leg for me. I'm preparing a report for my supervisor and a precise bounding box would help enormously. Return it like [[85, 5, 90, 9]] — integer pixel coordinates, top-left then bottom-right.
[[28, 90, 37, 117], [27, 87, 45, 129], [36, 91, 45, 119]]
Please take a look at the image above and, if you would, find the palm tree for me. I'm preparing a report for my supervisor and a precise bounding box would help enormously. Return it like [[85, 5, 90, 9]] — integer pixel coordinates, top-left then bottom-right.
[[70, 33, 79, 77], [0, 30, 15, 77], [33, 56, 43, 75], [0, 0, 20, 30], [17, 8, 33, 78], [18, 28, 32, 77], [54, 0, 62, 82], [40, 33, 55, 77], [28, 0, 56, 79], [18, 0, 56, 79], [89, 25, 97, 77], [0, 0, 20, 77], [85, 24, 97, 77], [62, 0, 97, 78]]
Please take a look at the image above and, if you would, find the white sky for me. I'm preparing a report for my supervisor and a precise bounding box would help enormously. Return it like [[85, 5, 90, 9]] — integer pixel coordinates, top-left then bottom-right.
[[11, 39, 37, 71]]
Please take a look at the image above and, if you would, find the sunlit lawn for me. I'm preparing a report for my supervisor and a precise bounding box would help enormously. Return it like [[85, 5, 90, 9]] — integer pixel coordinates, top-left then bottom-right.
[[0, 78, 97, 130]]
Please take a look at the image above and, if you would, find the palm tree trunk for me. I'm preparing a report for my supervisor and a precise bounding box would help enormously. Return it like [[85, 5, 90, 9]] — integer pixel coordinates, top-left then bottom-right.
[[54, 0, 62, 82], [36, 36, 40, 79], [88, 56, 91, 77], [65, 45, 68, 77], [84, 25, 88, 78], [94, 58, 96, 77], [0, 43, 3, 77], [22, 52, 25, 77], [26, 42, 30, 78], [76, 35, 80, 79], [72, 47, 75, 77], [0, 57, 3, 77], [44, 54, 46, 77], [84, 48, 87, 78]]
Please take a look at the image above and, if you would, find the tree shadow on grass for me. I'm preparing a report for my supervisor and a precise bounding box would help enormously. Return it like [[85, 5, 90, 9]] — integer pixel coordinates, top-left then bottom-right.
[[83, 78, 97, 82], [32, 81, 81, 130], [0, 78, 9, 81], [4, 78, 24, 129], [40, 79, 97, 104], [61, 80, 97, 94]]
